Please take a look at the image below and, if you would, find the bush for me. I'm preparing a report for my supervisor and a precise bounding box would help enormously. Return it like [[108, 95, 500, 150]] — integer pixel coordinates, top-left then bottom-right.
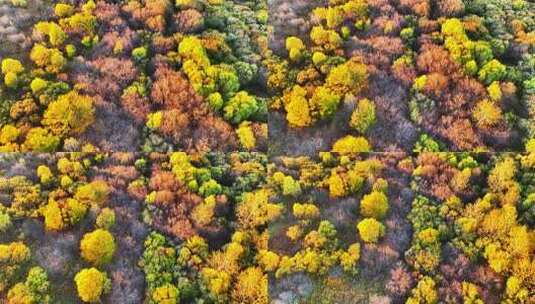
[[54, 3, 74, 17], [357, 218, 385, 243], [325, 59, 368, 96], [74, 181, 109, 207], [80, 229, 116, 266], [74, 268, 111, 303], [293, 203, 320, 220], [350, 98, 376, 133], [360, 191, 389, 219], [332, 136, 370, 154]]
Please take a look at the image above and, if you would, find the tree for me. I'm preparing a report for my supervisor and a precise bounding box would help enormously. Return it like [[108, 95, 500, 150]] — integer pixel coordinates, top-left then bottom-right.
[[478, 59, 506, 85], [74, 268, 111, 303], [325, 59, 368, 96], [22, 128, 60, 152], [74, 181, 110, 207], [285, 86, 312, 127], [42, 91, 95, 136], [152, 283, 179, 304], [350, 98, 376, 133], [223, 91, 259, 124], [293, 203, 320, 220], [360, 191, 389, 219], [309, 86, 341, 119], [231, 267, 268, 304], [406, 276, 438, 304], [96, 208, 115, 229], [357, 218, 385, 243], [80, 229, 116, 266], [473, 99, 502, 128], [332, 136, 370, 154]]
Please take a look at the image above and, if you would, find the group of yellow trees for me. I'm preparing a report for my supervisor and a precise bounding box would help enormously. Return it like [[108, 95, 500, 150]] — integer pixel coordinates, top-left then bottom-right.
[[0, 1, 98, 152], [268, 0, 377, 151], [0, 154, 117, 303]]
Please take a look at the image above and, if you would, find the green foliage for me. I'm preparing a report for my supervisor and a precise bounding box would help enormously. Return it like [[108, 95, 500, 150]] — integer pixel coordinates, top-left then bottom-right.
[[223, 91, 259, 124], [478, 59, 507, 85]]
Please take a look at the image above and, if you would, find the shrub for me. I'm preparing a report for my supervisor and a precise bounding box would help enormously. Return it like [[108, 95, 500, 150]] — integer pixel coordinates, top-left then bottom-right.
[[43, 91, 95, 136], [0, 210, 12, 233], [74, 268, 111, 303], [357, 218, 385, 243], [30, 78, 48, 94], [332, 136, 370, 154], [0, 124, 20, 144], [350, 98, 376, 133], [360, 191, 389, 219], [37, 165, 53, 184], [80, 229, 116, 266], [339, 243, 360, 274]]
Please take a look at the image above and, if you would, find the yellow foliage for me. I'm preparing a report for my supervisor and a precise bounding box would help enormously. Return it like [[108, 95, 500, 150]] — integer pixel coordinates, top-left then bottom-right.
[[310, 26, 343, 51], [284, 85, 312, 127], [286, 225, 303, 241], [406, 276, 438, 304], [339, 243, 360, 273], [328, 171, 347, 197], [473, 99, 502, 128], [74, 268, 111, 303], [80, 229, 116, 266], [152, 284, 179, 304], [237, 190, 282, 229], [74, 180, 109, 207], [418, 228, 440, 245], [43, 91, 95, 136], [257, 250, 280, 272], [325, 58, 368, 95], [332, 135, 370, 154], [357, 218, 385, 243], [231, 267, 268, 304], [43, 200, 64, 231], [201, 267, 231, 297], [292, 203, 320, 219], [54, 3, 74, 17], [1, 58, 24, 75], [30, 44, 66, 74], [360, 191, 389, 219], [0, 125, 20, 144], [37, 165, 53, 184], [237, 121, 256, 150]]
